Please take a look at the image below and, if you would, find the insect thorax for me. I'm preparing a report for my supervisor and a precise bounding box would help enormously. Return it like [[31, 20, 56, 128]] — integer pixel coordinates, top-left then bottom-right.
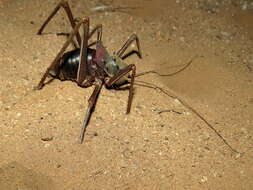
[[104, 54, 127, 76], [104, 54, 129, 86]]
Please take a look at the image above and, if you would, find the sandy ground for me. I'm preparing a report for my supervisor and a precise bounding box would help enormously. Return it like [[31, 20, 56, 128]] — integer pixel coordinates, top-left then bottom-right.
[[0, 0, 253, 189]]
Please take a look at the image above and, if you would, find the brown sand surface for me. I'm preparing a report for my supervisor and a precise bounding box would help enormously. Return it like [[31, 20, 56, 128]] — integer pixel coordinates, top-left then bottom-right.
[[0, 0, 252, 189]]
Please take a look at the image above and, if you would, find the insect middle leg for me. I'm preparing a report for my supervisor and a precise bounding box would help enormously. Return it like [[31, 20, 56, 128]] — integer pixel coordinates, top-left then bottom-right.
[[88, 24, 102, 45], [79, 79, 103, 144], [77, 21, 104, 85]]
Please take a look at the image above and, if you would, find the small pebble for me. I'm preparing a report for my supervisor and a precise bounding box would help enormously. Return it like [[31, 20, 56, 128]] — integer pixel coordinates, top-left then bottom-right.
[[41, 137, 54, 141], [234, 153, 242, 159], [200, 176, 208, 183], [144, 137, 149, 141], [174, 99, 181, 105], [93, 132, 98, 136], [44, 143, 50, 148], [179, 36, 185, 42]]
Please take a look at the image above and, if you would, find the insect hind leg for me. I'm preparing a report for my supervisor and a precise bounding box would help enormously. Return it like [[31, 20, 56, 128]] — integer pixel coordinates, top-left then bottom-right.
[[37, 0, 82, 46]]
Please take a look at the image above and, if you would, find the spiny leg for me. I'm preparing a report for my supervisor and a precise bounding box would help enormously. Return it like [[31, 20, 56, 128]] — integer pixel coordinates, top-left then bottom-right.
[[88, 24, 102, 44], [37, 0, 82, 46], [56, 32, 79, 49], [116, 34, 142, 59], [106, 64, 136, 114], [79, 80, 103, 144], [37, 20, 84, 89], [57, 24, 103, 49], [77, 22, 104, 85], [77, 18, 89, 84]]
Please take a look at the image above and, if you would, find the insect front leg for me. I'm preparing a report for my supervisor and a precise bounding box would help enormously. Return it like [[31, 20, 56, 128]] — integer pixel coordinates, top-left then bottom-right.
[[116, 34, 142, 59], [105, 64, 136, 114]]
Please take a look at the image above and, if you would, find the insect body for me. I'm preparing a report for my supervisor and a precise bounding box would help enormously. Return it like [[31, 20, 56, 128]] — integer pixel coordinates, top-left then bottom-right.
[[37, 0, 142, 143], [51, 47, 98, 83], [51, 46, 129, 87]]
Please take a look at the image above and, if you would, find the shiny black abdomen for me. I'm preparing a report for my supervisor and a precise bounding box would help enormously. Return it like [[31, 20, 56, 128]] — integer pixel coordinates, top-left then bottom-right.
[[60, 48, 97, 81]]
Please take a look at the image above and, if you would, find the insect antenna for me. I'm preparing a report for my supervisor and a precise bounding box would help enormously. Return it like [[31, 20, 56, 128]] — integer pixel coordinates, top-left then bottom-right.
[[135, 55, 198, 78], [134, 80, 242, 155]]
